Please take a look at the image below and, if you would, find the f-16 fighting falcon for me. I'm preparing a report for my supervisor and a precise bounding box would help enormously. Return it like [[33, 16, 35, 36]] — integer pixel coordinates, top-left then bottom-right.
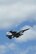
[[6, 28, 30, 39]]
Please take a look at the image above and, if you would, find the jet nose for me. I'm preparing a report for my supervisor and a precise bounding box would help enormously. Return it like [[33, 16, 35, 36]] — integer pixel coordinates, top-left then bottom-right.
[[6, 32, 12, 36]]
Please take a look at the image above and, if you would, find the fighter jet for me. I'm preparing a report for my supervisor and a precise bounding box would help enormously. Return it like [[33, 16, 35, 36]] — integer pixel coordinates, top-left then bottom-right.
[[6, 28, 30, 39]]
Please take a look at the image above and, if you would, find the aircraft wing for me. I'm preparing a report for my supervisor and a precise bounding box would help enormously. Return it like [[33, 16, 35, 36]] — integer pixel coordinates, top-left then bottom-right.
[[18, 28, 30, 34]]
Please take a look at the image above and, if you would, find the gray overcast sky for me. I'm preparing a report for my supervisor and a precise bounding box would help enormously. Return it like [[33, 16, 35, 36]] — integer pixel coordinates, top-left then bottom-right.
[[0, 0, 36, 28], [0, 0, 36, 4]]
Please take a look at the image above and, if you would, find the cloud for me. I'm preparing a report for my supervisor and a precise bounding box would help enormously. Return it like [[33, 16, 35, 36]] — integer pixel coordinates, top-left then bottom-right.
[[20, 46, 36, 54], [7, 43, 16, 50], [0, 0, 36, 4], [0, 43, 16, 54], [0, 45, 6, 54], [0, 42, 36, 54], [0, 3, 36, 28], [15, 25, 36, 42]]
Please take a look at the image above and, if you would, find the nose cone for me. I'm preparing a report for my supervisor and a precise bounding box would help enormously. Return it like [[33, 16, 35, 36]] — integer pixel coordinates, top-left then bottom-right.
[[6, 32, 12, 36]]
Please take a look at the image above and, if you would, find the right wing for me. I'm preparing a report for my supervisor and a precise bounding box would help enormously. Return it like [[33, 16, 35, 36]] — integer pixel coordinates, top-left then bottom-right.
[[18, 28, 30, 34]]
